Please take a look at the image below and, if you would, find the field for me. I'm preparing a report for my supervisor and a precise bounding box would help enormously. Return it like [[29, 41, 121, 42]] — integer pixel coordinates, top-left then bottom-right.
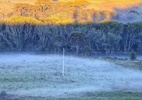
[[0, 54, 142, 99]]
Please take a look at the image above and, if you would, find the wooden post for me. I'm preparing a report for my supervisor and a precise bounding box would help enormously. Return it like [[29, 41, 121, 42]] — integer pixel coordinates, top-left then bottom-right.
[[62, 48, 65, 76]]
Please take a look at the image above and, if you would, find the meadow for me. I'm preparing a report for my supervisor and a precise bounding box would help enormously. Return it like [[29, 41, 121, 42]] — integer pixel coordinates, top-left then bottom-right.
[[0, 54, 142, 99]]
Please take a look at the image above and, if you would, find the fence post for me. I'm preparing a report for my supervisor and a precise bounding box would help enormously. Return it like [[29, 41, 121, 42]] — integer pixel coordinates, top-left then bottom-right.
[[62, 48, 65, 76]]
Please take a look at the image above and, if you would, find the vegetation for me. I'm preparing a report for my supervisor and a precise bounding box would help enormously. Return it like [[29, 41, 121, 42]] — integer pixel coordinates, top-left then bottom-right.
[[105, 58, 142, 70], [59, 92, 142, 100], [2, 0, 116, 22], [0, 20, 142, 55], [1, 0, 142, 21], [0, 91, 7, 100], [130, 50, 136, 60], [0, 91, 7, 97], [1, 91, 142, 100]]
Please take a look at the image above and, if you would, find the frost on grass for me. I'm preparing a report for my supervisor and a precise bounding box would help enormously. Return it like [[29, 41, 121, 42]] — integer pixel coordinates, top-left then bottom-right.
[[0, 54, 142, 97]]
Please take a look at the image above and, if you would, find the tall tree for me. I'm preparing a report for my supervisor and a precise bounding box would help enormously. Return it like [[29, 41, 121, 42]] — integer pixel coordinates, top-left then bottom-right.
[[69, 32, 88, 54]]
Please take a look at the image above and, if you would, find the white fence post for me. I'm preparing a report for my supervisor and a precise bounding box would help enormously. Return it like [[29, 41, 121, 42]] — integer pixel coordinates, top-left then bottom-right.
[[62, 48, 65, 76]]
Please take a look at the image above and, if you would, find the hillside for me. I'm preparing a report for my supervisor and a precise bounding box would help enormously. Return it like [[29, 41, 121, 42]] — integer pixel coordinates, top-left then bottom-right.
[[0, 0, 142, 23], [114, 4, 142, 23]]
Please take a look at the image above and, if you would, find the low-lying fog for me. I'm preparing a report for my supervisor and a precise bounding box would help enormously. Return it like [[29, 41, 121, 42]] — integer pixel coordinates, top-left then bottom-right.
[[0, 53, 142, 97]]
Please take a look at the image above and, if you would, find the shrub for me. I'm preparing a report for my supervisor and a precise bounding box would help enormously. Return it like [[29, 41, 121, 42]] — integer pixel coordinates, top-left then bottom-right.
[[0, 91, 7, 97], [130, 50, 136, 60]]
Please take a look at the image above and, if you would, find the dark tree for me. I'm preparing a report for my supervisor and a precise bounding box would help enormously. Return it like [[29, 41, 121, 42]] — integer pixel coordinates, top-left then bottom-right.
[[130, 50, 136, 60], [69, 32, 88, 55]]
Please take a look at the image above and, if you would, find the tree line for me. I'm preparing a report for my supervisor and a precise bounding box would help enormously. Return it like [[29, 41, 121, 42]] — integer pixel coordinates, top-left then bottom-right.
[[0, 20, 142, 55]]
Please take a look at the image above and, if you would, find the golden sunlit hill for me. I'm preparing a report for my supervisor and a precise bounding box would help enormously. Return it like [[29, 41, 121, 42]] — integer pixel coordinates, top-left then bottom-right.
[[0, 0, 36, 20], [0, 0, 142, 23]]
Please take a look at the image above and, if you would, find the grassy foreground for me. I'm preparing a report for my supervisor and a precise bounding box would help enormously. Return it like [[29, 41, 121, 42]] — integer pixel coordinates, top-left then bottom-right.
[[61, 92, 142, 100], [1, 55, 142, 100], [1, 91, 142, 100]]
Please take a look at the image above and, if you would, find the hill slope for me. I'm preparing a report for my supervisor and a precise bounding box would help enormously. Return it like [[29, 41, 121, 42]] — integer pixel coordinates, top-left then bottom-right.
[[114, 4, 142, 23], [0, 0, 142, 23]]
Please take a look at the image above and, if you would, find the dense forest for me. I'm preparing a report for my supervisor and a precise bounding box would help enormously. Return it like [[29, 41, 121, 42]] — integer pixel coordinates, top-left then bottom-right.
[[0, 17, 142, 55]]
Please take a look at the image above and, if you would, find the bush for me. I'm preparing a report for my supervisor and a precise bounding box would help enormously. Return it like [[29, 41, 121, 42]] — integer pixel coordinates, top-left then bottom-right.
[[130, 50, 136, 60], [0, 91, 7, 97]]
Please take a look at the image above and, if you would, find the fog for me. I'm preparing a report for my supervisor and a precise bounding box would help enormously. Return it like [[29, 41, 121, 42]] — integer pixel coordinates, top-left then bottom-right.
[[0, 53, 142, 97]]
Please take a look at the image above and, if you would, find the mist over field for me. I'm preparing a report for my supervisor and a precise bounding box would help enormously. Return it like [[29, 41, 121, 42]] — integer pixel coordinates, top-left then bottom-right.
[[0, 0, 142, 100], [0, 54, 142, 98]]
